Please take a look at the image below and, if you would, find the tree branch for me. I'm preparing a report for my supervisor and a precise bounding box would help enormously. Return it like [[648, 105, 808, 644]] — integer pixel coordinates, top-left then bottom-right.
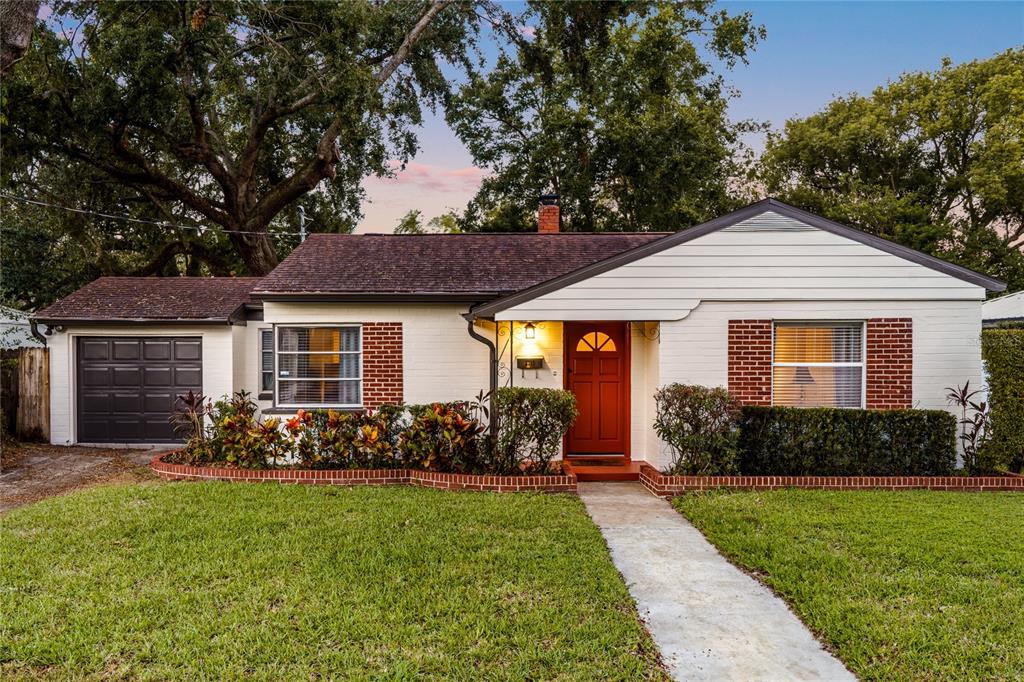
[[248, 0, 453, 229]]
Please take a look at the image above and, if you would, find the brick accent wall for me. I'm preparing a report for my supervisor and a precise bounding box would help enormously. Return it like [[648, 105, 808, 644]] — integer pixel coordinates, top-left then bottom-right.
[[362, 322, 403, 408], [727, 320, 773, 405], [866, 318, 912, 409]]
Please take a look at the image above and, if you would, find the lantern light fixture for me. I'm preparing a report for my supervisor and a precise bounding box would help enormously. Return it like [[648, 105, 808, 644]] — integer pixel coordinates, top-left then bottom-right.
[[524, 322, 536, 339]]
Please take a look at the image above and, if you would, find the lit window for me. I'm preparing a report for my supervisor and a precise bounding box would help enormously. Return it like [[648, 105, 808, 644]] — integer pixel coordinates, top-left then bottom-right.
[[260, 329, 274, 395], [575, 331, 616, 352], [773, 322, 863, 408], [275, 326, 361, 407]]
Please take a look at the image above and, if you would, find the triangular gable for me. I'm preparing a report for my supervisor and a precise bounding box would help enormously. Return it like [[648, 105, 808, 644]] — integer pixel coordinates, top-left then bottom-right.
[[467, 199, 1005, 319]]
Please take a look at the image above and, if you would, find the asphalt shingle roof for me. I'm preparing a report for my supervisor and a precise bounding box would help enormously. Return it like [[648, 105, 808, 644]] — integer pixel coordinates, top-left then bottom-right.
[[254, 232, 670, 297], [34, 277, 262, 322]]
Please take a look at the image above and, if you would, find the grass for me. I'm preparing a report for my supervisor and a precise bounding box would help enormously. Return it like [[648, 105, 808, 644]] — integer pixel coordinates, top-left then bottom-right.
[[674, 490, 1024, 681], [1, 482, 664, 680]]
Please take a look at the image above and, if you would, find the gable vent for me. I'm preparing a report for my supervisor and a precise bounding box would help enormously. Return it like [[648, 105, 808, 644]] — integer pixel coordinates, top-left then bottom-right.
[[723, 211, 817, 232]]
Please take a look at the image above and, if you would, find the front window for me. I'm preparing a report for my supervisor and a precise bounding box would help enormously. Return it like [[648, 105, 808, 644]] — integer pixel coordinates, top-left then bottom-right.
[[275, 326, 361, 408], [773, 322, 863, 408]]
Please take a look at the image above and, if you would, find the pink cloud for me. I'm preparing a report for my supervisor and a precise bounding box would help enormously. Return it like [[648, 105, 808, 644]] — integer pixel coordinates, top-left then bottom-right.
[[367, 160, 489, 194]]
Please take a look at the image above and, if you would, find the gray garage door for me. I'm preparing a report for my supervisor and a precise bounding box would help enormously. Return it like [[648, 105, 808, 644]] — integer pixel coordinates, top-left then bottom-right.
[[77, 337, 202, 443]]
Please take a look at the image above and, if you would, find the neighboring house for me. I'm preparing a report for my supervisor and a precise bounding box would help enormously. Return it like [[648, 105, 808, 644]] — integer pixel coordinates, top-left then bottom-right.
[[982, 290, 1024, 326], [33, 198, 1005, 468], [0, 304, 44, 349]]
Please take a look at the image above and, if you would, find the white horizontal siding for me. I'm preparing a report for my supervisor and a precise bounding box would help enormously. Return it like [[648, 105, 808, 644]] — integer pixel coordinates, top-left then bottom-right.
[[263, 302, 490, 404], [498, 211, 985, 321], [48, 325, 234, 446], [649, 300, 983, 468], [658, 299, 983, 411]]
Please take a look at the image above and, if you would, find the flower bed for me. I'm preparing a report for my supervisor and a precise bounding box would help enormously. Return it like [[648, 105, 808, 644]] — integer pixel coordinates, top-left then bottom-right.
[[151, 453, 577, 493], [640, 464, 1024, 497]]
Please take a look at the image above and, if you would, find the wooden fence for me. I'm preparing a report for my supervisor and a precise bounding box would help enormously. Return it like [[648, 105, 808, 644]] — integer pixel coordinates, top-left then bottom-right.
[[1, 347, 50, 441]]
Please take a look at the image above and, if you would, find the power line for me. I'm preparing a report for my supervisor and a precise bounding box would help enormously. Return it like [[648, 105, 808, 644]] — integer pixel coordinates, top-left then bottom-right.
[[0, 192, 302, 237]]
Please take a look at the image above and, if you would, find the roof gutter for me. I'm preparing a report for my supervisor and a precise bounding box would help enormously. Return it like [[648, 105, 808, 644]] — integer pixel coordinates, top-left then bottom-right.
[[465, 314, 498, 437], [253, 292, 500, 303], [31, 317, 231, 326]]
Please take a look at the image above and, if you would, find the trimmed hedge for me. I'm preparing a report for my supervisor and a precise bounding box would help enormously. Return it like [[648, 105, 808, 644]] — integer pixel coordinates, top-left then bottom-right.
[[982, 329, 1024, 473], [737, 406, 957, 476]]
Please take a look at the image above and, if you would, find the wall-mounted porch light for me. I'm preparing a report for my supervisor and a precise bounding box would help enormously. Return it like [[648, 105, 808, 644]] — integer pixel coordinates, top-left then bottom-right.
[[524, 322, 536, 339]]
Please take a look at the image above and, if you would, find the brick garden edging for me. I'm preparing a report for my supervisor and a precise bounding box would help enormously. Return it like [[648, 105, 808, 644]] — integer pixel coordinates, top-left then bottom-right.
[[639, 464, 1024, 496], [150, 454, 577, 493]]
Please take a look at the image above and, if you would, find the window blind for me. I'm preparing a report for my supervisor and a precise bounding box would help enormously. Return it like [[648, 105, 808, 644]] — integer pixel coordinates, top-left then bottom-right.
[[772, 322, 863, 408]]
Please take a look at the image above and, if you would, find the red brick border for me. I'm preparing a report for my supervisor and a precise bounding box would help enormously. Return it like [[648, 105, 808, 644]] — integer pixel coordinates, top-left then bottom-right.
[[866, 318, 912, 408], [639, 464, 1024, 496], [727, 320, 773, 405], [151, 454, 576, 494], [362, 322, 403, 409]]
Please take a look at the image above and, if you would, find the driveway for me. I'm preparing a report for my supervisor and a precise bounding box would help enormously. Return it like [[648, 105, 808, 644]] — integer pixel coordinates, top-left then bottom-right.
[[0, 442, 157, 512], [579, 482, 854, 681]]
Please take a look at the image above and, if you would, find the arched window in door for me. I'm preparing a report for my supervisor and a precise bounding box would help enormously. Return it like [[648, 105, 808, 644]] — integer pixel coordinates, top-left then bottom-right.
[[575, 331, 616, 352]]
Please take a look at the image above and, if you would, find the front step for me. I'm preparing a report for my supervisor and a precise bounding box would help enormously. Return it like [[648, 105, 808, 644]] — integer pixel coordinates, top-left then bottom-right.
[[564, 459, 646, 482]]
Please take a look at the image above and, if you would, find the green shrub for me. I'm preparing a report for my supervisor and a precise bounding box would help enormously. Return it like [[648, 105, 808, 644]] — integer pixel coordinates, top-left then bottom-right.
[[398, 403, 486, 473], [653, 384, 741, 475], [492, 387, 578, 474], [982, 329, 1024, 473], [737, 406, 957, 476]]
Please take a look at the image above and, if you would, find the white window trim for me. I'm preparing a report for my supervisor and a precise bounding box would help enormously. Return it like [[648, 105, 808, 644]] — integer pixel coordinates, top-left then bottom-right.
[[274, 324, 363, 409], [771, 320, 866, 409]]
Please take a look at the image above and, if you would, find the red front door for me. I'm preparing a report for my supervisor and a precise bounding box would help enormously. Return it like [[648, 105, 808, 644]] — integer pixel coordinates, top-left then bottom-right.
[[565, 322, 629, 457]]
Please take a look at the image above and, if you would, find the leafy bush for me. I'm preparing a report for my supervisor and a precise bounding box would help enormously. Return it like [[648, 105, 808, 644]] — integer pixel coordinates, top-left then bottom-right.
[[292, 407, 407, 470], [205, 391, 263, 467], [981, 329, 1024, 473], [398, 402, 486, 473], [737, 406, 957, 476], [653, 384, 741, 475], [491, 387, 577, 474]]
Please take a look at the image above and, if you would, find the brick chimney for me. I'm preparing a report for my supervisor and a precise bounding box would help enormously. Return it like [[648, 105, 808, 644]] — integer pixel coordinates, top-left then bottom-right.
[[538, 194, 560, 233]]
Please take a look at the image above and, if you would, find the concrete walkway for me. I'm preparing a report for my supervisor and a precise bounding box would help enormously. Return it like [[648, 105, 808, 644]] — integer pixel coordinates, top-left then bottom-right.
[[579, 482, 854, 681]]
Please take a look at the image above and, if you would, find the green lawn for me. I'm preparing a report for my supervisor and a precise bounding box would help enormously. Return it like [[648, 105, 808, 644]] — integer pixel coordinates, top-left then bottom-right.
[[1, 483, 664, 680], [675, 490, 1024, 681]]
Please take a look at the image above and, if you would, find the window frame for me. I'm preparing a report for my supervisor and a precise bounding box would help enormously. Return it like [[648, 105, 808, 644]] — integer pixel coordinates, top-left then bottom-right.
[[771, 320, 866, 409], [273, 324, 363, 409]]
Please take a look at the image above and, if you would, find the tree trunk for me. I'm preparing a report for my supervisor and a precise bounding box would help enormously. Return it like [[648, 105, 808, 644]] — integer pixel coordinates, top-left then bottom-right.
[[0, 0, 40, 76], [230, 230, 280, 275]]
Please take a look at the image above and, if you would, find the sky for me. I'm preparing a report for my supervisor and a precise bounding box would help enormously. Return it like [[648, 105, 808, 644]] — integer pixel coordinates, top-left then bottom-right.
[[356, 0, 1023, 233]]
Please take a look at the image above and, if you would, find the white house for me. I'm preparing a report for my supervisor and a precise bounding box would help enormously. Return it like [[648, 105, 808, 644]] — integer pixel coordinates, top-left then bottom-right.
[[982, 290, 1024, 326], [33, 199, 1005, 471]]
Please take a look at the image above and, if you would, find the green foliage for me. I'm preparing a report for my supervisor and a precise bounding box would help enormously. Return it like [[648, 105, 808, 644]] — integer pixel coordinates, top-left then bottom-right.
[[398, 402, 486, 473], [676, 490, 1024, 681], [393, 209, 463, 235], [981, 329, 1024, 472], [3, 0, 483, 277], [289, 407, 406, 470], [447, 1, 764, 233], [737, 406, 957, 476], [653, 384, 741, 475], [492, 387, 577, 474], [760, 49, 1024, 291]]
